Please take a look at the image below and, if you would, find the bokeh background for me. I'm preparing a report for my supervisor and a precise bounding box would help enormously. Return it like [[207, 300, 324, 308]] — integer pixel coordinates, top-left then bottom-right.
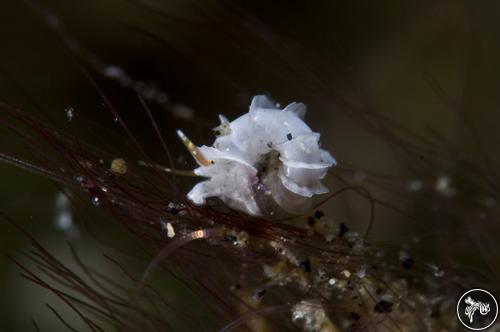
[[0, 0, 499, 330]]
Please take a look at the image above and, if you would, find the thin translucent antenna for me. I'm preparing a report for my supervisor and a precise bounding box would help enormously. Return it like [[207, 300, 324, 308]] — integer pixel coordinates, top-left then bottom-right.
[[137, 95, 182, 202], [176, 130, 214, 167], [137, 160, 197, 177]]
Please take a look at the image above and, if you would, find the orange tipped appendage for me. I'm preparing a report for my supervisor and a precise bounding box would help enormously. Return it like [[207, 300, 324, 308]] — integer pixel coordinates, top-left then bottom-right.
[[176, 129, 214, 167]]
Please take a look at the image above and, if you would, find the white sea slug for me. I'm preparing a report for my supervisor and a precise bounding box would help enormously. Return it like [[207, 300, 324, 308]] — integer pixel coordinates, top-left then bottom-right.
[[178, 95, 336, 216]]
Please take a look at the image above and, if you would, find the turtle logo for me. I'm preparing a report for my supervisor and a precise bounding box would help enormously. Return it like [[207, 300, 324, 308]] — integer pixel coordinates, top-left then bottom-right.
[[464, 296, 490, 324], [457, 289, 498, 330]]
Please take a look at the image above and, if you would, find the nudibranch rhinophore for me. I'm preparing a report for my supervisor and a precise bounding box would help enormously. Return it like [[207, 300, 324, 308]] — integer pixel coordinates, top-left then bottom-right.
[[178, 95, 336, 216]]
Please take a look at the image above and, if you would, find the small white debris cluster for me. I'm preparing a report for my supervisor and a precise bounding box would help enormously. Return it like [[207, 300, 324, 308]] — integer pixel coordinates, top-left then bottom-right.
[[54, 192, 79, 239], [291, 300, 328, 332]]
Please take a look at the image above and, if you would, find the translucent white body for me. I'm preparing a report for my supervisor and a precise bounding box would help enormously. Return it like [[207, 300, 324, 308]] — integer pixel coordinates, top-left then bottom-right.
[[187, 95, 336, 216]]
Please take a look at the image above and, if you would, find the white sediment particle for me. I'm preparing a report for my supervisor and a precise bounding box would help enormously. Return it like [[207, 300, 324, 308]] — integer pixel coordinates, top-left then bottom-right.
[[54, 192, 72, 230], [65, 106, 74, 121], [356, 266, 366, 278], [103, 64, 132, 86], [166, 222, 175, 238], [92, 196, 100, 207], [291, 300, 326, 332], [54, 192, 79, 239], [429, 264, 445, 278], [435, 175, 456, 197]]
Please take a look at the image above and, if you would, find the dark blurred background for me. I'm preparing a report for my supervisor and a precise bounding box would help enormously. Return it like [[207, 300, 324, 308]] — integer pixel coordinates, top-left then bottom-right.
[[1, 0, 499, 330]]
